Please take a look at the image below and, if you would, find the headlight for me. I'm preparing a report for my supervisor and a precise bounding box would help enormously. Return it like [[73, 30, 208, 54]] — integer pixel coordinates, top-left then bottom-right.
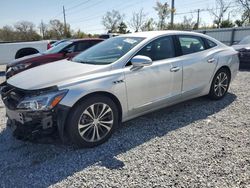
[[11, 63, 32, 72], [17, 90, 68, 111]]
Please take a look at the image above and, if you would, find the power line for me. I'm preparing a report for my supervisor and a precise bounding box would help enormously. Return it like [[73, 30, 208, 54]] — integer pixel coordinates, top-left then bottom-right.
[[66, 0, 91, 12], [66, 0, 104, 16], [175, 4, 241, 16], [69, 0, 143, 24], [50, 0, 91, 20]]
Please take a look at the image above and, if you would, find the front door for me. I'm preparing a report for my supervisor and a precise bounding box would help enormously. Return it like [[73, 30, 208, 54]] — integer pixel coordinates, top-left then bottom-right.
[[124, 36, 182, 113]]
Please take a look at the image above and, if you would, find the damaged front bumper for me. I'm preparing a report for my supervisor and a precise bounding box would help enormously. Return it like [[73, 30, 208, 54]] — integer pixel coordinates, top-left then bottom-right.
[[1, 84, 70, 140]]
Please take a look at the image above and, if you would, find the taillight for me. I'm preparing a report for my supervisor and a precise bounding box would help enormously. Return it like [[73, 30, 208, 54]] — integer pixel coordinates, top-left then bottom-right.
[[47, 42, 52, 49]]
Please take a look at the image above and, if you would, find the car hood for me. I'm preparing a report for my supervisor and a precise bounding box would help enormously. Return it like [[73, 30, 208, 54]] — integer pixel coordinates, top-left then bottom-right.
[[7, 59, 111, 90], [232, 44, 250, 51], [8, 53, 42, 66]]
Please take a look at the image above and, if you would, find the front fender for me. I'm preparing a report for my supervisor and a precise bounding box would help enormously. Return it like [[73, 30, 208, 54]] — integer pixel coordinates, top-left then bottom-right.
[[58, 71, 128, 119]]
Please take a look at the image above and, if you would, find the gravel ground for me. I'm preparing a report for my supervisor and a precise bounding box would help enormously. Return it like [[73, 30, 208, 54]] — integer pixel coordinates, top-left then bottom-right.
[[0, 71, 249, 188]]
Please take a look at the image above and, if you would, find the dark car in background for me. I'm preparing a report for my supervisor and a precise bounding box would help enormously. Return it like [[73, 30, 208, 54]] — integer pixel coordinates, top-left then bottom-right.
[[6, 38, 104, 78], [232, 35, 250, 69], [99, 33, 119, 39]]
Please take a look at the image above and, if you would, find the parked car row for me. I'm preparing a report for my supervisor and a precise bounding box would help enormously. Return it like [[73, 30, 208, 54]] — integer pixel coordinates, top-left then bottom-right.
[[1, 31, 239, 148], [5, 38, 104, 78], [0, 33, 119, 66]]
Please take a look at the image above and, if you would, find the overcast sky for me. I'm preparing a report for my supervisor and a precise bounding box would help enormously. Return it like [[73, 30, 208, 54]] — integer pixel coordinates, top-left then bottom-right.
[[0, 0, 240, 34]]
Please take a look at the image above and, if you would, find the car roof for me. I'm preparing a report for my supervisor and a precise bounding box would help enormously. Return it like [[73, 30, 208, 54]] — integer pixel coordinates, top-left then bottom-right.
[[70, 38, 104, 42], [121, 30, 208, 39]]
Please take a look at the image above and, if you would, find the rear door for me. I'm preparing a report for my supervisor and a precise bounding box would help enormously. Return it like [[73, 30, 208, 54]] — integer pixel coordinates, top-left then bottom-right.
[[176, 35, 218, 94]]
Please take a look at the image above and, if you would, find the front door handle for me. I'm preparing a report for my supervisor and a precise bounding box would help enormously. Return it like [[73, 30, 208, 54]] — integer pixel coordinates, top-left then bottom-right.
[[170, 67, 180, 72], [207, 58, 216, 63]]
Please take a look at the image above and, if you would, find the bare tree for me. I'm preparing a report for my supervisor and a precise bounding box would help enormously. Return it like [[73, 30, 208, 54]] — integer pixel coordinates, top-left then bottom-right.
[[236, 0, 250, 24], [49, 19, 64, 37], [129, 9, 147, 32], [208, 0, 231, 28], [154, 1, 171, 30], [102, 10, 124, 33], [14, 21, 35, 33], [0, 26, 15, 41], [14, 21, 40, 41], [46, 19, 72, 39]]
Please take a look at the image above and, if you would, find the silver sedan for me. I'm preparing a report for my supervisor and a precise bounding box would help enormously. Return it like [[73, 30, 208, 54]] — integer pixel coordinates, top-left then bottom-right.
[[3, 31, 239, 147]]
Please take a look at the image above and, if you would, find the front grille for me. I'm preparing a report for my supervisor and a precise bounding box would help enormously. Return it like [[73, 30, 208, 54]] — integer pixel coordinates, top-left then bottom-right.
[[1, 85, 26, 110]]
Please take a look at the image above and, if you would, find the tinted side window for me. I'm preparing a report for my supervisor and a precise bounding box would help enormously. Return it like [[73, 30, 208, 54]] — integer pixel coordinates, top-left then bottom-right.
[[75, 42, 90, 52], [90, 40, 102, 46], [64, 44, 76, 53], [136, 36, 175, 61], [206, 39, 217, 48], [178, 36, 205, 55]]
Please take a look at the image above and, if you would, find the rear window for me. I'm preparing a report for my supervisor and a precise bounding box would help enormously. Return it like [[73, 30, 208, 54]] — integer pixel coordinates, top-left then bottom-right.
[[178, 36, 206, 55]]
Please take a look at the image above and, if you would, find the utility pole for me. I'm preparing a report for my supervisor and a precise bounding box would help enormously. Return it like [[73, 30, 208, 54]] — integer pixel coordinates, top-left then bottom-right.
[[170, 0, 175, 29], [196, 9, 200, 30], [63, 6, 67, 37]]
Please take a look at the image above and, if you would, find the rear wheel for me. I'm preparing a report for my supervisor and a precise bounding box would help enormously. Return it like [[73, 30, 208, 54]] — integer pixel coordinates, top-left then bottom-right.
[[208, 68, 230, 100], [66, 95, 119, 148]]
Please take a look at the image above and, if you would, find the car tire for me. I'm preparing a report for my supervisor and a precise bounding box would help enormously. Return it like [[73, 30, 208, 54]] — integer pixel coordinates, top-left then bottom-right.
[[66, 95, 119, 148], [208, 68, 231, 100]]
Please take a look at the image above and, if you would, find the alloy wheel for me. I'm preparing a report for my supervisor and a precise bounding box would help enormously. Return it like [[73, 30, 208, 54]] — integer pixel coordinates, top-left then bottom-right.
[[214, 72, 229, 97], [78, 103, 114, 142]]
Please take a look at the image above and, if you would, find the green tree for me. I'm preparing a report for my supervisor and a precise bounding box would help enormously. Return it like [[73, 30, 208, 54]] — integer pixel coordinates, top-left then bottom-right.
[[118, 22, 128, 34], [220, 20, 235, 28], [235, 19, 244, 26]]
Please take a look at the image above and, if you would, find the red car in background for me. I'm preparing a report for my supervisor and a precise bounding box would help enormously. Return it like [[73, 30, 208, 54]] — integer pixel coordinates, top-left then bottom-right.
[[6, 38, 104, 78]]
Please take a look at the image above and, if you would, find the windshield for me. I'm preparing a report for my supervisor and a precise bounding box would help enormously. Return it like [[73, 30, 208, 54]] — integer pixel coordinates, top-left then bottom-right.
[[51, 39, 68, 47], [238, 36, 250, 45], [44, 41, 73, 54], [72, 37, 145, 65]]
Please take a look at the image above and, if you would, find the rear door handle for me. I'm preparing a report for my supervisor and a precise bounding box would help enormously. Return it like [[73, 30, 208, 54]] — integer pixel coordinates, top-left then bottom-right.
[[170, 67, 180, 72], [207, 58, 216, 63]]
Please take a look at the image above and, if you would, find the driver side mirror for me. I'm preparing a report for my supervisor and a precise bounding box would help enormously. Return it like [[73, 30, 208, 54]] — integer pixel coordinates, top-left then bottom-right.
[[131, 55, 152, 69]]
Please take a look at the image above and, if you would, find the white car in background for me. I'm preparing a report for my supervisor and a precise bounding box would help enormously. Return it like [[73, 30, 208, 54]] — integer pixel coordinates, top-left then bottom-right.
[[0, 40, 54, 65], [1, 31, 239, 147], [232, 35, 250, 51]]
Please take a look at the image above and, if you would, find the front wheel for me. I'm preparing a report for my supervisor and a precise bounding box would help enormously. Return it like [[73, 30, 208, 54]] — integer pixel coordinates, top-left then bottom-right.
[[66, 95, 119, 148], [208, 68, 231, 100]]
